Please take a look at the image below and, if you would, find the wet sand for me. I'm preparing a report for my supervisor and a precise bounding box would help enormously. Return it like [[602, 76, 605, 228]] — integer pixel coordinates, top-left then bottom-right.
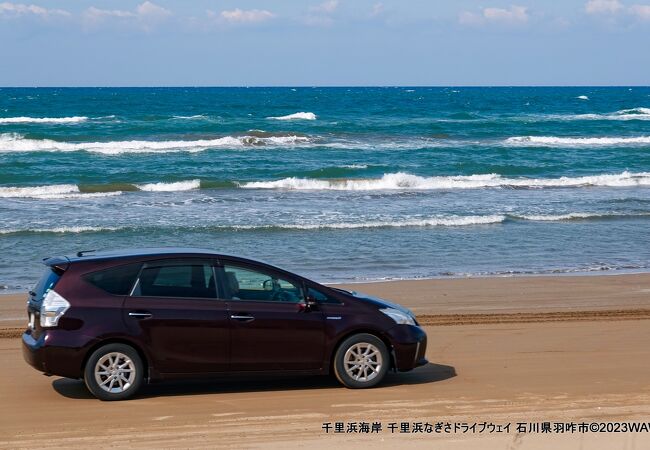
[[1, 273, 650, 448]]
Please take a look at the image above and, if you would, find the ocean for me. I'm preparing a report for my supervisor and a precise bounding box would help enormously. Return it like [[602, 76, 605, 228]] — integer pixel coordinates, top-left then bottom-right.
[[1, 86, 649, 292]]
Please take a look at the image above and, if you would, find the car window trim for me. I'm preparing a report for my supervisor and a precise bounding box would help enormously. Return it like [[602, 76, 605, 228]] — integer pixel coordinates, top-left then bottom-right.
[[82, 261, 143, 297], [305, 282, 344, 305], [215, 261, 306, 304], [129, 257, 221, 300]]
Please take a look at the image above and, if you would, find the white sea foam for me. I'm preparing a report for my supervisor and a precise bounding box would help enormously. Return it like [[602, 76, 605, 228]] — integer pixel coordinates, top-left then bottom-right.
[[505, 135, 650, 146], [518, 212, 650, 221], [41, 192, 122, 199], [620, 107, 650, 114], [0, 184, 121, 199], [549, 107, 650, 122], [0, 116, 88, 124], [5, 129, 644, 154], [518, 213, 600, 221], [521, 107, 650, 122], [341, 164, 369, 169], [0, 184, 79, 198], [239, 171, 650, 191], [172, 115, 208, 120], [4, 172, 648, 200], [0, 226, 118, 234], [0, 217, 504, 235], [267, 112, 317, 121], [232, 215, 506, 230], [0, 180, 201, 198], [136, 179, 201, 192], [0, 133, 310, 155]]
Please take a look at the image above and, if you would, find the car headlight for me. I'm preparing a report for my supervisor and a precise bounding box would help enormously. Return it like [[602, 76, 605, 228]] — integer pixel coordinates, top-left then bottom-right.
[[380, 308, 416, 326]]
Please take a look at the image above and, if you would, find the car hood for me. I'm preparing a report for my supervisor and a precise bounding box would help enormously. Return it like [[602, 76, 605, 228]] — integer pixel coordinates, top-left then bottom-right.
[[341, 289, 415, 317]]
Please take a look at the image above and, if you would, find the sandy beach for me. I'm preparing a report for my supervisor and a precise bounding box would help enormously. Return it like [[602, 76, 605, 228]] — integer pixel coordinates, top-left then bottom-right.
[[1, 273, 650, 448], [3, 2, 650, 448]]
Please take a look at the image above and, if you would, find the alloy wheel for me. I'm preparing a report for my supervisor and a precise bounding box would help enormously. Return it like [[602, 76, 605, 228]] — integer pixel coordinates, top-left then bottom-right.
[[94, 352, 137, 394], [343, 342, 383, 382]]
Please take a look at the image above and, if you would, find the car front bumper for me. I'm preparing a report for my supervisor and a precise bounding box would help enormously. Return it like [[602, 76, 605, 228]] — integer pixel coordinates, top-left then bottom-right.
[[386, 324, 428, 371]]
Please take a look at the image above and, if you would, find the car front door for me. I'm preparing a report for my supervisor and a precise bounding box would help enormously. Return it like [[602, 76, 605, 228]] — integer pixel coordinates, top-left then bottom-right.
[[123, 258, 229, 374], [218, 261, 325, 372]]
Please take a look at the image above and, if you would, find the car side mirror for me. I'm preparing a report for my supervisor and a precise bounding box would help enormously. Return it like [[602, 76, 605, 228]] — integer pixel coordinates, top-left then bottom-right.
[[262, 279, 274, 291], [300, 295, 319, 312]]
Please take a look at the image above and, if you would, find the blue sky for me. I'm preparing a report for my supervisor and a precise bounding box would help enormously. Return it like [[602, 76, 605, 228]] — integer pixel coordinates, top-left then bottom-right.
[[1, 0, 649, 86]]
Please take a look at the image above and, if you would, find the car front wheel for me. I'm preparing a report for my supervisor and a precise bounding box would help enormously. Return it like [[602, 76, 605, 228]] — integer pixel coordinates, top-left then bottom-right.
[[84, 343, 144, 401], [333, 333, 389, 388]]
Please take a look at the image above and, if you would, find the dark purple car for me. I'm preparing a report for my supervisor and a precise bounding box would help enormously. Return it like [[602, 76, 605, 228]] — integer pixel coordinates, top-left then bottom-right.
[[22, 248, 428, 400]]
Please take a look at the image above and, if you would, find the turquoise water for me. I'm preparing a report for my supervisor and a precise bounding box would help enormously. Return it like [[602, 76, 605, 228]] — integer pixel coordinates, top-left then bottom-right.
[[1, 87, 649, 291]]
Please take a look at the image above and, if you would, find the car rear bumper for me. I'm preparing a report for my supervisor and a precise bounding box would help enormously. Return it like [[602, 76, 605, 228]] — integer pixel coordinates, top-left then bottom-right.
[[22, 331, 48, 373], [386, 324, 428, 371], [22, 330, 92, 379]]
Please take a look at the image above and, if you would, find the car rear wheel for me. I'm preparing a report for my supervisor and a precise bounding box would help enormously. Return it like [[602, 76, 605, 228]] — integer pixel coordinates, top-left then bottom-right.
[[84, 343, 143, 401], [333, 333, 389, 388]]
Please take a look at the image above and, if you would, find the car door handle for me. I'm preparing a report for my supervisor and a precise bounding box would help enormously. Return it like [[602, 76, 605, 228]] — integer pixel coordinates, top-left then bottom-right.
[[230, 314, 255, 322], [128, 312, 152, 319]]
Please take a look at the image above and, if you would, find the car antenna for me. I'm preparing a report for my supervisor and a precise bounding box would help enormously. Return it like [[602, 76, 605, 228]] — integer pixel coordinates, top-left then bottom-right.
[[76, 249, 96, 257]]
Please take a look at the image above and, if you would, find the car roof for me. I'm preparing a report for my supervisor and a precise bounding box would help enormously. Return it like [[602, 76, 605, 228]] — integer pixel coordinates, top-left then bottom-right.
[[45, 247, 245, 266], [43, 247, 328, 291]]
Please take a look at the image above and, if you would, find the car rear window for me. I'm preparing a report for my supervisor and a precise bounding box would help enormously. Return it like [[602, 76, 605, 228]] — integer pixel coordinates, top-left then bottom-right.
[[32, 268, 61, 300], [84, 263, 142, 295]]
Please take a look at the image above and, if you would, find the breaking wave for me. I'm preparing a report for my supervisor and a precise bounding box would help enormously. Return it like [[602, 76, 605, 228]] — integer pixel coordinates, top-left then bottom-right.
[[231, 215, 506, 230], [0, 133, 311, 155], [536, 107, 650, 122], [0, 180, 203, 198], [4, 212, 650, 235], [239, 171, 650, 191], [3, 171, 649, 200], [0, 116, 88, 124], [341, 164, 369, 169], [267, 112, 317, 120], [570, 107, 650, 121], [8, 131, 649, 154], [505, 135, 650, 146], [171, 115, 209, 120], [0, 226, 119, 235], [0, 215, 505, 235], [0, 184, 121, 199], [136, 180, 201, 192], [517, 213, 601, 221]]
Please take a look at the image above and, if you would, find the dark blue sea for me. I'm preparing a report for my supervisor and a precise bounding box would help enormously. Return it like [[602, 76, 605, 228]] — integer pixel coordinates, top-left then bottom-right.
[[1, 87, 649, 291]]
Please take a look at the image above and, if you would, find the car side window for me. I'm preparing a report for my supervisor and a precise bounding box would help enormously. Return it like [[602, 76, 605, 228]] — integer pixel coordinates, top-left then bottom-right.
[[132, 260, 217, 299], [221, 264, 304, 303], [307, 287, 341, 304], [84, 263, 142, 295]]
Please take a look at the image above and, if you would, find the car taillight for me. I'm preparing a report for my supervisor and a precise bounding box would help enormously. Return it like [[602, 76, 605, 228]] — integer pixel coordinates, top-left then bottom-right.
[[40, 290, 70, 328]]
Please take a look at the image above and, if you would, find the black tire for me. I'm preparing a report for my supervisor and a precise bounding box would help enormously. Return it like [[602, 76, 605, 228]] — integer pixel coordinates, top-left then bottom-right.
[[333, 333, 390, 389], [83, 343, 144, 401]]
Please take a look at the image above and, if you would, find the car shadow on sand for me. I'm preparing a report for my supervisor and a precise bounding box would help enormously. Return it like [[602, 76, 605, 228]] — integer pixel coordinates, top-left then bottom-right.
[[52, 362, 456, 400]]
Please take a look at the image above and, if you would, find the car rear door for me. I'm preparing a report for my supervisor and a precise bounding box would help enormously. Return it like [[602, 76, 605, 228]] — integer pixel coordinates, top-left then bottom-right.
[[218, 261, 325, 372], [122, 258, 229, 374]]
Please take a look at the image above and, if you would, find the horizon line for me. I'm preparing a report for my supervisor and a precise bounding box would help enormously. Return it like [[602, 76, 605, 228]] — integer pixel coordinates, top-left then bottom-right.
[[2, 85, 650, 89]]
